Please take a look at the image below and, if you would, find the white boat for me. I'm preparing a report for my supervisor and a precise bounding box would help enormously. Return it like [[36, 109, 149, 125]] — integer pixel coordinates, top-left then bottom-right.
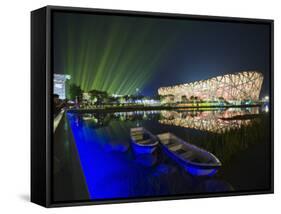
[[157, 132, 221, 176], [130, 127, 159, 154]]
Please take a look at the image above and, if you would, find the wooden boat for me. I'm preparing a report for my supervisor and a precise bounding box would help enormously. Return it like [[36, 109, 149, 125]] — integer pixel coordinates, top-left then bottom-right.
[[130, 127, 159, 154], [157, 133, 221, 176]]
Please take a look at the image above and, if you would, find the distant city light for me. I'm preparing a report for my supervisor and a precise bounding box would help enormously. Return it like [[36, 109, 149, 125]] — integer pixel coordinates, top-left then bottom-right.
[[132, 99, 160, 105], [112, 94, 123, 98], [265, 105, 269, 113]]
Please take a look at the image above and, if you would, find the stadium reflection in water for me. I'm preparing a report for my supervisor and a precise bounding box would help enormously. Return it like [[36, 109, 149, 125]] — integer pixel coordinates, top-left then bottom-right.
[[67, 107, 269, 200], [159, 107, 260, 133]]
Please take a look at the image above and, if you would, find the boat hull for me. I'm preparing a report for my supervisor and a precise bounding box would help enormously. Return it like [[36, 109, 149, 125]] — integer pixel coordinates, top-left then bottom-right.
[[158, 131, 221, 177], [130, 127, 158, 154], [131, 141, 157, 154], [162, 145, 219, 176]]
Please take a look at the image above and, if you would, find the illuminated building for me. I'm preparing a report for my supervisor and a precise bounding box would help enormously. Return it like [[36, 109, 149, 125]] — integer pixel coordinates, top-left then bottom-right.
[[158, 71, 263, 103], [54, 74, 71, 99]]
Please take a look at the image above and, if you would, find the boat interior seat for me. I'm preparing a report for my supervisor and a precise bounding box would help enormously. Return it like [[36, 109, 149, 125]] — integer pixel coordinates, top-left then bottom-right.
[[169, 144, 182, 151], [131, 132, 142, 136], [139, 139, 153, 145], [133, 135, 144, 140], [160, 139, 170, 145]]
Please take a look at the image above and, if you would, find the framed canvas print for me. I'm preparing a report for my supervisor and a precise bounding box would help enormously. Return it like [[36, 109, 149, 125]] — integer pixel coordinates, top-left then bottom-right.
[[31, 5, 274, 207]]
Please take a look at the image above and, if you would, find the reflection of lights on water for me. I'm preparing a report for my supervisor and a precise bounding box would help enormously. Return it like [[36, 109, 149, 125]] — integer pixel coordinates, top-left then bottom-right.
[[136, 122, 140, 127], [159, 108, 259, 134], [114, 110, 160, 118], [143, 112, 147, 119], [265, 105, 269, 113], [75, 118, 80, 127]]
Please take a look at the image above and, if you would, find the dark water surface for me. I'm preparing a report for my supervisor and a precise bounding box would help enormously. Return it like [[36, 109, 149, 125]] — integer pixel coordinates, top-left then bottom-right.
[[66, 107, 270, 200]]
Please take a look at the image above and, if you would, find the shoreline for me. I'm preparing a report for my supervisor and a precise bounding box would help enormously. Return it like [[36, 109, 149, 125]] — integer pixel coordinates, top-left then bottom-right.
[[66, 104, 261, 113]]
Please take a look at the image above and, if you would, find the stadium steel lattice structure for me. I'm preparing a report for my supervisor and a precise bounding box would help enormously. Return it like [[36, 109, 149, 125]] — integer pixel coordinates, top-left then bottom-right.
[[158, 71, 263, 103]]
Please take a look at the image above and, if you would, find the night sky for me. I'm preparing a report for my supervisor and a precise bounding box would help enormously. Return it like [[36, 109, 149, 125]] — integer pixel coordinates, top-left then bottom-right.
[[53, 11, 271, 97]]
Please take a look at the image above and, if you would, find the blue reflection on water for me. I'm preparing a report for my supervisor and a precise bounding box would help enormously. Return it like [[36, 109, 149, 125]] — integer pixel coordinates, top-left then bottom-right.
[[68, 114, 139, 199], [67, 112, 230, 200]]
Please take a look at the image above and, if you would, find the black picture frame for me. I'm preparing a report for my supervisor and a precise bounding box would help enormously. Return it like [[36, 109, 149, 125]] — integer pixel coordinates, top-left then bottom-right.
[[31, 5, 274, 208]]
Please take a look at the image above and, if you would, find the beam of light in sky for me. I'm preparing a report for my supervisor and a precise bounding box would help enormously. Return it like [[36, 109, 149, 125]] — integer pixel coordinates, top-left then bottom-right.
[[54, 13, 178, 95], [53, 12, 270, 97]]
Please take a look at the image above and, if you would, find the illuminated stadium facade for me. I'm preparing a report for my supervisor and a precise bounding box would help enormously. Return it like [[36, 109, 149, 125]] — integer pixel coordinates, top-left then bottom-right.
[[158, 71, 263, 103]]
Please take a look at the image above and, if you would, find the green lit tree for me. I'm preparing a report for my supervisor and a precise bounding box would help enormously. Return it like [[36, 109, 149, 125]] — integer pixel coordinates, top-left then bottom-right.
[[88, 89, 108, 105], [69, 83, 83, 100]]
